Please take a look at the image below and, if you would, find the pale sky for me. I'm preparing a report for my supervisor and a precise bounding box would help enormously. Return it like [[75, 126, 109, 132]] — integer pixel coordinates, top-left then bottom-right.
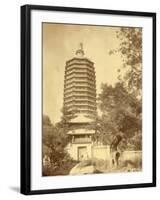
[[43, 23, 123, 124]]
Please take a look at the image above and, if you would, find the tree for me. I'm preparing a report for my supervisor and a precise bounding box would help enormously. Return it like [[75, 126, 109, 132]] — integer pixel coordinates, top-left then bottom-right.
[[57, 106, 77, 133], [42, 115, 78, 176], [97, 82, 142, 150], [109, 27, 142, 97], [42, 115, 55, 149], [43, 115, 70, 167], [107, 27, 142, 150]]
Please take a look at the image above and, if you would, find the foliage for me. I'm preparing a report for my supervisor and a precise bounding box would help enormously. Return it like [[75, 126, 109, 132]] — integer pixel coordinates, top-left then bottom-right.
[[43, 115, 69, 152], [57, 106, 78, 133], [106, 27, 142, 150], [43, 153, 78, 176], [42, 115, 75, 176], [109, 27, 142, 97], [97, 82, 142, 150], [60, 106, 77, 125]]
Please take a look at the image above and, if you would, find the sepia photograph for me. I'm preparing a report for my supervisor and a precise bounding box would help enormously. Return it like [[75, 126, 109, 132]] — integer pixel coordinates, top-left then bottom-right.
[[21, 5, 156, 194], [42, 23, 142, 176]]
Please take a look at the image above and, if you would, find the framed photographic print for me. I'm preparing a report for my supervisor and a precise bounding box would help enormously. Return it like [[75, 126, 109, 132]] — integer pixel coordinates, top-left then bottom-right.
[[21, 4, 156, 195]]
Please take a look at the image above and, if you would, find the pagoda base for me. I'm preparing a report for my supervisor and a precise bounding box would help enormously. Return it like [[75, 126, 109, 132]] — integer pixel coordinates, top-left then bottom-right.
[[66, 142, 93, 161]]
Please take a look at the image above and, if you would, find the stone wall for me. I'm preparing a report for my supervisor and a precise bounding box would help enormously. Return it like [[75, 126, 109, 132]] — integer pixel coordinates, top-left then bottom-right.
[[121, 150, 142, 162], [66, 142, 142, 163], [92, 145, 110, 160]]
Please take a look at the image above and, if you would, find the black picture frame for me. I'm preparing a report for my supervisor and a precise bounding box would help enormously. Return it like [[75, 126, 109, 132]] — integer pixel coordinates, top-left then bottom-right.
[[21, 4, 156, 195]]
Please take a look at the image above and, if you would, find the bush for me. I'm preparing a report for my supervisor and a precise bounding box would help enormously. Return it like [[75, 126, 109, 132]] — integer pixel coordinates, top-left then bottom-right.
[[43, 155, 78, 176], [42, 115, 75, 176]]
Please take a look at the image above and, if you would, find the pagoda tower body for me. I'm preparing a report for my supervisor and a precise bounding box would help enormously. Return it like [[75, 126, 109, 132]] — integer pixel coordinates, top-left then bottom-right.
[[64, 43, 97, 161]]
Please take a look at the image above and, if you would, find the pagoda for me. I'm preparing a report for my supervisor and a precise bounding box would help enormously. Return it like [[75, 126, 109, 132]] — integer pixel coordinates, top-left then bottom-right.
[[64, 43, 97, 161]]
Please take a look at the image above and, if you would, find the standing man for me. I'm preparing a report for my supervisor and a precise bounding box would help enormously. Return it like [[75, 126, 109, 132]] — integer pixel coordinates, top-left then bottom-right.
[[110, 134, 122, 167]]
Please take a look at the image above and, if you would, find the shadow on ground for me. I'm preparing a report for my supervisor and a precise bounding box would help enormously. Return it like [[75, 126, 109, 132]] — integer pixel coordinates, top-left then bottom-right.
[[9, 186, 19, 193]]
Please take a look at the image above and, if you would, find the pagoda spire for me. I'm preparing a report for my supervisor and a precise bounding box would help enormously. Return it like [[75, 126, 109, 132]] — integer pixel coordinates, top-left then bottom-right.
[[80, 42, 83, 50], [75, 42, 85, 57]]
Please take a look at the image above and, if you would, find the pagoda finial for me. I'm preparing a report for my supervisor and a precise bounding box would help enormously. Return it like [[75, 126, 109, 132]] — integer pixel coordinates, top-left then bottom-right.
[[80, 42, 83, 50], [75, 42, 84, 57]]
